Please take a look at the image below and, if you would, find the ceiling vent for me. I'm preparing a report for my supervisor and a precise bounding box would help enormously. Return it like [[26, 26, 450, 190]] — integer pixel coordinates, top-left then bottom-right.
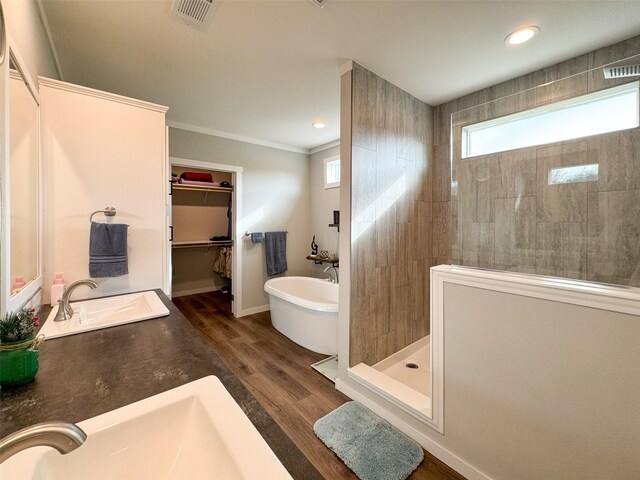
[[308, 0, 331, 8], [170, 0, 218, 30], [603, 64, 640, 79]]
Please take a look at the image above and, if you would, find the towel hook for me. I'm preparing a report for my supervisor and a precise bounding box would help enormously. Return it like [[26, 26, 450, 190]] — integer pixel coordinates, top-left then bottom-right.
[[90, 207, 117, 223]]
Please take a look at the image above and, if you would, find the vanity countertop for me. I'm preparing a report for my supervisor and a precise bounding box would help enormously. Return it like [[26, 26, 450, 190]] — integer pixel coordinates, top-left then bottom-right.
[[0, 290, 322, 480]]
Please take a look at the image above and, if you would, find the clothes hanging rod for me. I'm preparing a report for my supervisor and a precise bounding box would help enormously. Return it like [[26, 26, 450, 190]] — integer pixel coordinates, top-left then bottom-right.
[[89, 207, 116, 223], [243, 230, 288, 237]]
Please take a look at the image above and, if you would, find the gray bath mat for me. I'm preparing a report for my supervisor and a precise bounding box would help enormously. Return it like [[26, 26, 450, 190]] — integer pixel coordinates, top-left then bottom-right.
[[314, 401, 424, 480]]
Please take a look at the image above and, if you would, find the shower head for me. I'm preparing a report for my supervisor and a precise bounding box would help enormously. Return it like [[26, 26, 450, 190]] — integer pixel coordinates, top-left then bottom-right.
[[603, 64, 640, 79]]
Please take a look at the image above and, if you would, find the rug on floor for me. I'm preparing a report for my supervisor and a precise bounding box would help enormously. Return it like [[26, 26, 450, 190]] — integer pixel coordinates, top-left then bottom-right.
[[313, 401, 424, 480]]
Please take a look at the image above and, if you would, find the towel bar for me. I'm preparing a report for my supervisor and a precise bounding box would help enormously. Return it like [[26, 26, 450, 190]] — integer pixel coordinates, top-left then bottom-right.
[[243, 230, 288, 238], [89, 207, 117, 223]]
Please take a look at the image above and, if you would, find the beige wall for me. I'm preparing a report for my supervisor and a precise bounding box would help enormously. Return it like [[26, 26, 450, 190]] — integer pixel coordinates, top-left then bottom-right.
[[440, 283, 640, 479], [308, 144, 340, 278], [349, 63, 433, 366], [433, 36, 640, 287], [169, 127, 311, 311]]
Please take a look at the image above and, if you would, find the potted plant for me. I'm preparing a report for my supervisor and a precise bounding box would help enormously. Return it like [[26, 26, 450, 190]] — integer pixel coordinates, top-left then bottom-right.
[[0, 307, 44, 387]]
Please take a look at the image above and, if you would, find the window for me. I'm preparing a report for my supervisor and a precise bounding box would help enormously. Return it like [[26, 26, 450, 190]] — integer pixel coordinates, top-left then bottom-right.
[[462, 81, 639, 159], [324, 154, 340, 189]]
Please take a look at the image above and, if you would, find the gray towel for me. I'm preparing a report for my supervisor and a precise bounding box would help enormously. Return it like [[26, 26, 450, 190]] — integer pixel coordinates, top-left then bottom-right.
[[264, 231, 287, 276], [89, 222, 129, 278], [251, 232, 263, 244]]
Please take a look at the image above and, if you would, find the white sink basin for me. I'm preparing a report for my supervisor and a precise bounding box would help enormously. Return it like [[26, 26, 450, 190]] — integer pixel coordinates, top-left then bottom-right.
[[0, 376, 293, 480], [40, 290, 170, 339]]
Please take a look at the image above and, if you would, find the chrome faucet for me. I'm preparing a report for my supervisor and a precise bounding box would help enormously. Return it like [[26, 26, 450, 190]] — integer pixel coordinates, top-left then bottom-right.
[[323, 266, 339, 284], [54, 279, 99, 322], [0, 422, 87, 463]]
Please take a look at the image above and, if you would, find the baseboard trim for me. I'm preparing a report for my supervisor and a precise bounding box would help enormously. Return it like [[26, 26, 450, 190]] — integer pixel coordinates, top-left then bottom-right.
[[237, 304, 270, 317], [335, 378, 492, 480], [172, 286, 223, 298]]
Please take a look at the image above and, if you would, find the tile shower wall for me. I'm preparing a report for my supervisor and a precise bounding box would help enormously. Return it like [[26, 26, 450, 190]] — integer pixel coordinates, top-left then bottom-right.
[[433, 36, 640, 287], [349, 64, 433, 366]]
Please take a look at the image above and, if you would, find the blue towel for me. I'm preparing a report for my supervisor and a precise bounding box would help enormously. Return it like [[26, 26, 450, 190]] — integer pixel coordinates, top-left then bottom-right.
[[264, 231, 287, 276], [251, 232, 263, 244], [89, 222, 129, 278]]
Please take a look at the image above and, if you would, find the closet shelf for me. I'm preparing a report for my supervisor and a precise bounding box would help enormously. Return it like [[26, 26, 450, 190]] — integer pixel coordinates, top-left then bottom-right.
[[172, 184, 233, 194], [173, 240, 233, 249]]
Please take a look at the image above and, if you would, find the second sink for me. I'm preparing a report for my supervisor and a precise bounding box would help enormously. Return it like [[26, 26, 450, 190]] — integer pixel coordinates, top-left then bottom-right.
[[40, 290, 170, 339]]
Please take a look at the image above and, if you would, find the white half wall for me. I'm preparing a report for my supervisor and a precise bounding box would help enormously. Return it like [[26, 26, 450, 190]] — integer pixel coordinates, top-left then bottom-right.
[[41, 79, 167, 301], [338, 267, 640, 480]]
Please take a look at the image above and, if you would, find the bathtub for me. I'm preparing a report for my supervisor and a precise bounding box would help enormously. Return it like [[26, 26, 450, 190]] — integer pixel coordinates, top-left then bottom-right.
[[264, 276, 338, 355]]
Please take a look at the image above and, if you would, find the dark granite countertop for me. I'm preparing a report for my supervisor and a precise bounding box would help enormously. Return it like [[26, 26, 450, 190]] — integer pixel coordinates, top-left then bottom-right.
[[0, 290, 322, 480]]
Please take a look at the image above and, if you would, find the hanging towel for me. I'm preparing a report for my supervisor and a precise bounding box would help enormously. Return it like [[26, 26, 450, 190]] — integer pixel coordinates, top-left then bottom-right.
[[89, 222, 129, 278], [264, 231, 287, 276], [251, 232, 263, 244]]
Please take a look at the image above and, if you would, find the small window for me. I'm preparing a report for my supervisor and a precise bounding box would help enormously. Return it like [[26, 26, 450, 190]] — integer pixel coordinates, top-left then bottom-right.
[[324, 155, 340, 189], [462, 81, 639, 159]]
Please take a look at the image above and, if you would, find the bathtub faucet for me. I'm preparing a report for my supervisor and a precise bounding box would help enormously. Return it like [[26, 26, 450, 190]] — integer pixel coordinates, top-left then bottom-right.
[[323, 266, 339, 284]]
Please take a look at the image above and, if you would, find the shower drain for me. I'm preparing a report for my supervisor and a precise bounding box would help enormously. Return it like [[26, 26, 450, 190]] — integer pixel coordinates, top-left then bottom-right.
[[405, 362, 419, 369]]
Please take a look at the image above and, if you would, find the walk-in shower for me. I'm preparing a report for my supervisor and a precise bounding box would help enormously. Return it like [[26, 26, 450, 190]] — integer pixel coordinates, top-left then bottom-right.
[[346, 49, 640, 434]]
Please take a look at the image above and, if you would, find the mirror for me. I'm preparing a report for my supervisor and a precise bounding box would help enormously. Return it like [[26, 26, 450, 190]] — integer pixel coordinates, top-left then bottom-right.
[[8, 52, 40, 302]]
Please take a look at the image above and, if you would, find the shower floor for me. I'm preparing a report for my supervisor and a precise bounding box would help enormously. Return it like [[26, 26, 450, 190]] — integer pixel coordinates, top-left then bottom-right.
[[373, 336, 430, 397]]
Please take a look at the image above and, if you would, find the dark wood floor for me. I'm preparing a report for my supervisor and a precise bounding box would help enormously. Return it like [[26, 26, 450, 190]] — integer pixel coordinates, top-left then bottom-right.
[[174, 291, 464, 480]]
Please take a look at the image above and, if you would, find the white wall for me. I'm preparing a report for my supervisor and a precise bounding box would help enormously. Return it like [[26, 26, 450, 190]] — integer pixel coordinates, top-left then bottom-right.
[[169, 127, 311, 311], [307, 144, 340, 278], [41, 80, 167, 301], [3, 0, 58, 82], [0, 0, 57, 313]]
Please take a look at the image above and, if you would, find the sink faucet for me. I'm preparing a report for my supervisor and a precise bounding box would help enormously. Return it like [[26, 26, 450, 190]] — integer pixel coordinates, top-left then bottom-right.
[[323, 266, 339, 283], [0, 421, 87, 463], [54, 279, 99, 322]]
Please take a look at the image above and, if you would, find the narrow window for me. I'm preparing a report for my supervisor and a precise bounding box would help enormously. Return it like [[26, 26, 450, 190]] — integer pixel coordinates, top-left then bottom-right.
[[548, 164, 599, 185], [462, 81, 639, 159], [324, 155, 340, 189]]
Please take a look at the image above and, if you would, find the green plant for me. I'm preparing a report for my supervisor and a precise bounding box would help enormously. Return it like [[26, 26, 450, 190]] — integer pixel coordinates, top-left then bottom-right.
[[0, 308, 39, 343]]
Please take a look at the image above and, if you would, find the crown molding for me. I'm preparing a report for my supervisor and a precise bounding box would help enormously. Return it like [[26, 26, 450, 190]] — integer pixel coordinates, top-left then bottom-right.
[[167, 120, 310, 154], [309, 140, 340, 155], [38, 77, 169, 113]]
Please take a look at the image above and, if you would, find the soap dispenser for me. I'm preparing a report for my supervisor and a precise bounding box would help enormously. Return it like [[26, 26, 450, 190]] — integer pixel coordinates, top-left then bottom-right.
[[50, 273, 66, 307]]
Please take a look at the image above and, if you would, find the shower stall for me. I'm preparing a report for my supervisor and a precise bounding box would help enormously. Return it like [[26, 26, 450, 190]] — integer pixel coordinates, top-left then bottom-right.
[[344, 44, 640, 433]]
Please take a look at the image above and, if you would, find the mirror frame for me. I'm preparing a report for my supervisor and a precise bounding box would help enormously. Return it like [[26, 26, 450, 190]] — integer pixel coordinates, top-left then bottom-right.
[[0, 31, 43, 314]]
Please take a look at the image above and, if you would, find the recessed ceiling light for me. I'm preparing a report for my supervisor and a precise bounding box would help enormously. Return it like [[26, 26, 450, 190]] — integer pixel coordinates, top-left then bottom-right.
[[505, 25, 540, 46], [312, 121, 326, 129]]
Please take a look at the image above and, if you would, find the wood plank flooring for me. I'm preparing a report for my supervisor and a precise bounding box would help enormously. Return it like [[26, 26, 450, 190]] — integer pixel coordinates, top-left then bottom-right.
[[174, 291, 464, 480]]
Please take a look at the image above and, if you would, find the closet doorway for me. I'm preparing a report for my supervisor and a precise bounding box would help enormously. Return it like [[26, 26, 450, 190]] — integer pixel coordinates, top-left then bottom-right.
[[169, 157, 243, 317]]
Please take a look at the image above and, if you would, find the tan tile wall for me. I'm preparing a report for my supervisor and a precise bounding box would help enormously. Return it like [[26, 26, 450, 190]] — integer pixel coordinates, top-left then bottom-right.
[[349, 64, 433, 367], [434, 36, 640, 287]]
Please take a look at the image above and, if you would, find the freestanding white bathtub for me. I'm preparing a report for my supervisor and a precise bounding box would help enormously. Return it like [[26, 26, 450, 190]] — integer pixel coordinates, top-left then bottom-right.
[[264, 276, 338, 355]]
